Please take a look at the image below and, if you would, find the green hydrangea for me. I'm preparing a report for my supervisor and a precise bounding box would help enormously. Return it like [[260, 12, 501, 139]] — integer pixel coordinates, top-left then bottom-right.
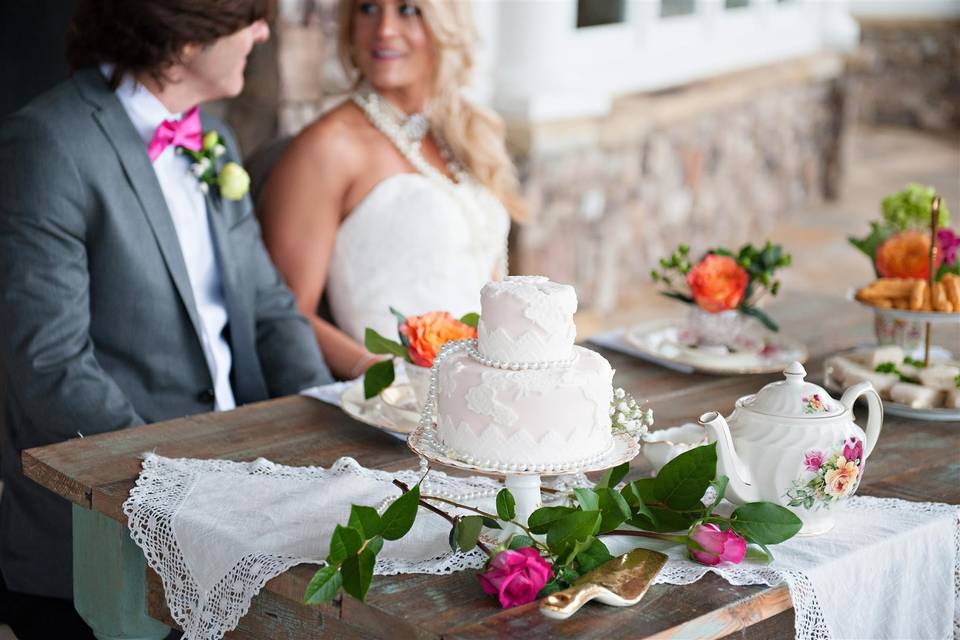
[[882, 183, 950, 231]]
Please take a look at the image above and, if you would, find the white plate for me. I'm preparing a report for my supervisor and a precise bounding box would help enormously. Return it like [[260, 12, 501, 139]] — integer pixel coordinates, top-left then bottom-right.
[[823, 349, 960, 423], [340, 383, 419, 437], [623, 320, 808, 375]]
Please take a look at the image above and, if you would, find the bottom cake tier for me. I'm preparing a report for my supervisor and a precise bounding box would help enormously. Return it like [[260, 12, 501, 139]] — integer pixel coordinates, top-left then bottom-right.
[[435, 345, 614, 469]]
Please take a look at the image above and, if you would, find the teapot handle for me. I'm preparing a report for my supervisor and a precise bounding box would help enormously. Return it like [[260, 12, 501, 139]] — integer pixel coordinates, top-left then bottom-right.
[[840, 381, 884, 458]]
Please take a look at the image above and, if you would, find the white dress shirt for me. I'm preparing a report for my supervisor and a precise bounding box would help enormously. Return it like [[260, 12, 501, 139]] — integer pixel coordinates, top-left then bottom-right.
[[112, 73, 236, 411]]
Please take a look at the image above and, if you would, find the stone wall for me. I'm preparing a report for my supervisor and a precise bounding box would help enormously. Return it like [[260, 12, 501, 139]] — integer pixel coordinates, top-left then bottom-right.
[[510, 55, 847, 312], [846, 18, 960, 131]]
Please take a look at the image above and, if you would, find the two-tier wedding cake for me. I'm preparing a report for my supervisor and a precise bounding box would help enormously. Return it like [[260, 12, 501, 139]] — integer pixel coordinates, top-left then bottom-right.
[[434, 276, 614, 471]]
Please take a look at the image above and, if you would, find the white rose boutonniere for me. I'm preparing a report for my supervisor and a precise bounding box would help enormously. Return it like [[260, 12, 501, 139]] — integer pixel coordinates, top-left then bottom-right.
[[177, 131, 251, 201]]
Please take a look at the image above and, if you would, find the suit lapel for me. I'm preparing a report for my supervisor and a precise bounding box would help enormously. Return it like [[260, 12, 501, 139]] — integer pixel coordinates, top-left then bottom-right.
[[75, 70, 205, 344]]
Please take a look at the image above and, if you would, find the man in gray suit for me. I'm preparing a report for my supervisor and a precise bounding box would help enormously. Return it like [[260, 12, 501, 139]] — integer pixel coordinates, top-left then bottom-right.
[[0, 1, 332, 636]]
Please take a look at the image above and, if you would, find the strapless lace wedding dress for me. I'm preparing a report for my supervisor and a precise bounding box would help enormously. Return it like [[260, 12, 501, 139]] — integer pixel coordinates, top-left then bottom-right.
[[326, 172, 510, 343]]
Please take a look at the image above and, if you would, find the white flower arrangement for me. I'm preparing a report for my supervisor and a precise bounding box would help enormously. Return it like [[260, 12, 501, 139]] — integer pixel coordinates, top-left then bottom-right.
[[609, 387, 654, 440]]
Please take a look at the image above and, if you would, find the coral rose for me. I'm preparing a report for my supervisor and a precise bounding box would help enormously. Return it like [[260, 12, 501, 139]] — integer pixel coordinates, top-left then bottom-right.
[[688, 523, 746, 566], [875, 231, 941, 279], [478, 548, 552, 608], [824, 456, 859, 498], [686, 254, 749, 313], [399, 311, 477, 368]]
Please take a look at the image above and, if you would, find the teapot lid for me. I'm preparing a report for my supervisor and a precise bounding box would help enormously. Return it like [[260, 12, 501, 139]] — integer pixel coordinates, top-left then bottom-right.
[[739, 362, 843, 418]]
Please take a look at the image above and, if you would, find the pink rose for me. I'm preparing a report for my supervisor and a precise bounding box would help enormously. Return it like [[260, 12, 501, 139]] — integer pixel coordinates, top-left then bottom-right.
[[804, 449, 825, 471], [688, 523, 747, 566], [477, 548, 552, 608], [842, 437, 863, 464], [938, 228, 959, 266]]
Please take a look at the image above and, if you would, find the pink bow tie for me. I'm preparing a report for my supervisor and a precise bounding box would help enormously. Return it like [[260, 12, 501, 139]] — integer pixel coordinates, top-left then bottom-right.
[[147, 106, 202, 162]]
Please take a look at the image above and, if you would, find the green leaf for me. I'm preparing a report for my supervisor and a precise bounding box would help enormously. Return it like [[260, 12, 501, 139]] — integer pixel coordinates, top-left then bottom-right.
[[456, 516, 484, 551], [574, 488, 600, 511], [561, 536, 596, 567], [659, 291, 694, 305], [365, 535, 384, 556], [448, 522, 460, 552], [654, 443, 717, 510], [621, 479, 655, 522], [364, 328, 408, 359], [538, 579, 564, 597], [341, 547, 376, 602], [705, 475, 729, 513], [327, 525, 362, 565], [575, 538, 613, 574], [496, 489, 516, 521], [481, 517, 502, 530], [745, 543, 773, 564], [546, 510, 601, 557], [598, 462, 630, 489], [739, 305, 779, 332], [304, 565, 343, 605], [729, 502, 803, 544], [629, 507, 700, 533], [528, 506, 575, 534], [348, 505, 382, 540], [363, 359, 395, 400], [459, 312, 480, 328], [381, 484, 420, 541], [596, 488, 632, 533], [508, 534, 536, 550], [388, 306, 408, 327]]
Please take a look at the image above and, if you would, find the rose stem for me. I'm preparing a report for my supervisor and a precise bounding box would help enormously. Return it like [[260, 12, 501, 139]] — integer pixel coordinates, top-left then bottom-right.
[[393, 479, 492, 555]]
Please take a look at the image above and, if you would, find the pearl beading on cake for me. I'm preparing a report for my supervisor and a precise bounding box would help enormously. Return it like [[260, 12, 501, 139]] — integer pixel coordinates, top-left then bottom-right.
[[413, 339, 615, 473], [467, 343, 576, 371]]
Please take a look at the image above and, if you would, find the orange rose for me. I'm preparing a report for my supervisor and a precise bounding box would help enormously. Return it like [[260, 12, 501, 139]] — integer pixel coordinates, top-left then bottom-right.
[[399, 312, 477, 367], [686, 254, 749, 313], [875, 230, 941, 279]]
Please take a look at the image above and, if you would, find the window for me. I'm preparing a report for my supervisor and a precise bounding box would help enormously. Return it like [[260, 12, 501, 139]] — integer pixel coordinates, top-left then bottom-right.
[[576, 0, 626, 28], [724, 0, 750, 8], [661, 0, 696, 18]]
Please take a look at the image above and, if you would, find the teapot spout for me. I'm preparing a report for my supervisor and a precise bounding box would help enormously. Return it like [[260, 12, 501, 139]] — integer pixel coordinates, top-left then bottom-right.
[[698, 411, 759, 504]]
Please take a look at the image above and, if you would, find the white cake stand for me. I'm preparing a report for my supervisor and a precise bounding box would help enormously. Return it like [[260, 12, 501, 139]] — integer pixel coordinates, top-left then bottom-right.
[[407, 426, 640, 529]]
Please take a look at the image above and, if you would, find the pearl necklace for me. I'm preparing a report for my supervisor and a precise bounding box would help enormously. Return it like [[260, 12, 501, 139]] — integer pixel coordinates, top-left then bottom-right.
[[352, 90, 509, 278]]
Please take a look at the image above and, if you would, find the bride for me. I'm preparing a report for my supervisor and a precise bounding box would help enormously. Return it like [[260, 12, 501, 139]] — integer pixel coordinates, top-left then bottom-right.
[[259, 0, 527, 380]]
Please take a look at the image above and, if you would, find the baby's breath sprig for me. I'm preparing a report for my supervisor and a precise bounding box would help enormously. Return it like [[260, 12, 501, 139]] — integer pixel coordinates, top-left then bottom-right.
[[609, 387, 654, 440]]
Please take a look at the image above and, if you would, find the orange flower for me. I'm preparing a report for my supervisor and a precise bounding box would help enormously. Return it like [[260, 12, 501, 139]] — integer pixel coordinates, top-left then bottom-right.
[[824, 456, 858, 498], [875, 231, 941, 279], [399, 312, 477, 368], [686, 254, 749, 313]]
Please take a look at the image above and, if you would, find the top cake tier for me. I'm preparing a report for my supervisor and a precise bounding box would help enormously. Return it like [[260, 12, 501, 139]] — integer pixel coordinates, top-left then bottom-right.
[[477, 276, 578, 363]]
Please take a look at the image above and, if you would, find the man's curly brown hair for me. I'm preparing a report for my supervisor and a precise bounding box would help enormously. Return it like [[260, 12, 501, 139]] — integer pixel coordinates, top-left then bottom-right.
[[66, 0, 276, 89]]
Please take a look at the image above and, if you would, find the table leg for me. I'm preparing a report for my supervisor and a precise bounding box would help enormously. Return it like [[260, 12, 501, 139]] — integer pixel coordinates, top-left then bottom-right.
[[72, 505, 171, 640]]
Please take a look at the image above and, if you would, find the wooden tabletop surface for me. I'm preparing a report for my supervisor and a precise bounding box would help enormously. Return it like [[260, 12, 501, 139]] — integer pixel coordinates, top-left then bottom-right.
[[22, 295, 960, 639]]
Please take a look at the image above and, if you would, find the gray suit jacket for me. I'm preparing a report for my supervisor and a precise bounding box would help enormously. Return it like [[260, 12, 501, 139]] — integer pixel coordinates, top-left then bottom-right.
[[0, 68, 332, 599]]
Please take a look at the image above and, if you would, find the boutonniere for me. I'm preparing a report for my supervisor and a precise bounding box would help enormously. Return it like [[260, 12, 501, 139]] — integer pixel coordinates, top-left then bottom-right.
[[177, 131, 250, 201]]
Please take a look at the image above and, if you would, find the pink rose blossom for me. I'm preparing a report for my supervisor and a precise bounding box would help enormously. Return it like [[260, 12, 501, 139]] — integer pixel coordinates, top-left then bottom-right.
[[842, 437, 863, 464], [688, 523, 747, 566], [938, 228, 959, 266], [478, 548, 552, 608], [804, 449, 826, 471]]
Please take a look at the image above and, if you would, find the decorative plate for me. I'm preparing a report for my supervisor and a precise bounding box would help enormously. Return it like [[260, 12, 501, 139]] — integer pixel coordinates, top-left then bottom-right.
[[823, 349, 960, 423], [340, 383, 418, 437], [623, 320, 808, 375]]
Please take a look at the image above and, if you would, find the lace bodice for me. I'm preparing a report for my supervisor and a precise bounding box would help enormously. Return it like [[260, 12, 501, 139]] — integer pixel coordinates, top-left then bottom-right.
[[326, 172, 510, 342]]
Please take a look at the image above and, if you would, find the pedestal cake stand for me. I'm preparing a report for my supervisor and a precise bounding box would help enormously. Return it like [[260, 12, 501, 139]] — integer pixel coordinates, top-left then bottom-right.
[[407, 341, 641, 530]]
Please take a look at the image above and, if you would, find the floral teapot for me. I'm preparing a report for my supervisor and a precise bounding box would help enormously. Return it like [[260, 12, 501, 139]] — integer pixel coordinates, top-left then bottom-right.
[[699, 361, 882, 535]]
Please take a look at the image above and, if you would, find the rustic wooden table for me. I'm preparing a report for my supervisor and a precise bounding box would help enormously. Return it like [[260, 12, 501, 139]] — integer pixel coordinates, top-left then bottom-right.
[[21, 295, 960, 639]]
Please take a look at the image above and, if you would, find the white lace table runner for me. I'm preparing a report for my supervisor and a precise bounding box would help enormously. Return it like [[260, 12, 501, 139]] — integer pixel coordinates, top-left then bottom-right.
[[123, 454, 958, 640]]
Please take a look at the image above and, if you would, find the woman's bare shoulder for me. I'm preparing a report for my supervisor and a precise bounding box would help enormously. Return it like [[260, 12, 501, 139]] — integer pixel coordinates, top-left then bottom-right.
[[292, 101, 375, 162]]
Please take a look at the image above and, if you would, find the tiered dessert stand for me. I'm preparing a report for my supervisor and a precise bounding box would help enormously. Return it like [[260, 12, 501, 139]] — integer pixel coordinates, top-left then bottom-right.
[[407, 340, 641, 529]]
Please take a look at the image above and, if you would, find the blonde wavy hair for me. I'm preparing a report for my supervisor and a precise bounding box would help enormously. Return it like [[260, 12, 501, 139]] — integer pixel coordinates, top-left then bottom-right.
[[337, 0, 528, 222]]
